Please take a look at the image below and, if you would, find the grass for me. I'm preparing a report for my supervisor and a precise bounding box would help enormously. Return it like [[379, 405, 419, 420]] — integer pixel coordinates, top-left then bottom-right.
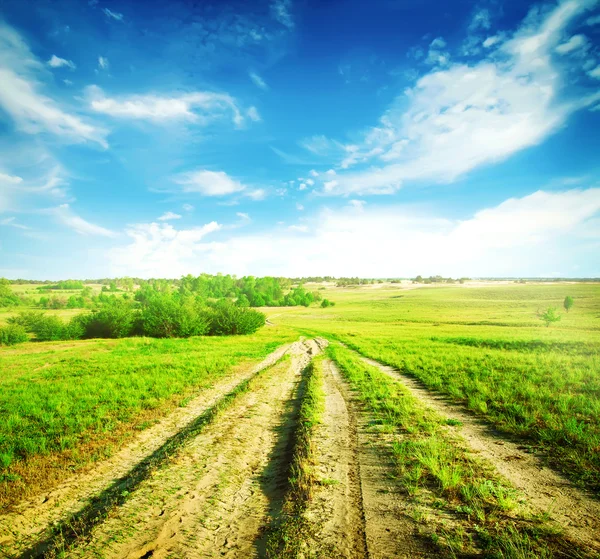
[[0, 327, 297, 507], [328, 342, 586, 558], [277, 282, 600, 492], [265, 355, 325, 559]]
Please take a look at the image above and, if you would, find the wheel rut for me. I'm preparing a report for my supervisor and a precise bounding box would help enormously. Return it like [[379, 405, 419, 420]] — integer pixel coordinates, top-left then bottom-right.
[[357, 353, 600, 554]]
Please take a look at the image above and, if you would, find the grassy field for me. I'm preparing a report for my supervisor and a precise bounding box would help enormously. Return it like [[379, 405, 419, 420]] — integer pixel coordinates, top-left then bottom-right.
[[0, 326, 297, 506], [275, 282, 600, 492]]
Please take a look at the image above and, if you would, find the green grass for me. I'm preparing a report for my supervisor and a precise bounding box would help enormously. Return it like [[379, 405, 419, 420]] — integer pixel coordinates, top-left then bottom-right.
[[0, 327, 297, 505], [329, 343, 582, 558], [276, 283, 600, 493], [265, 355, 325, 559]]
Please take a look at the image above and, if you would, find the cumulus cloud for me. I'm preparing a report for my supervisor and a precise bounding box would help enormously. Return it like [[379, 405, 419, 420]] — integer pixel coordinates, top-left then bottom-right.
[[106, 187, 600, 278], [47, 55, 76, 69], [86, 85, 250, 127], [310, 0, 600, 196], [158, 211, 182, 221], [0, 23, 107, 147]]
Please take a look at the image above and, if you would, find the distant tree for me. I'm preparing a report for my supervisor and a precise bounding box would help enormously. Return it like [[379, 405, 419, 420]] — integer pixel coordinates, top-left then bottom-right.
[[541, 307, 561, 327], [563, 296, 574, 313]]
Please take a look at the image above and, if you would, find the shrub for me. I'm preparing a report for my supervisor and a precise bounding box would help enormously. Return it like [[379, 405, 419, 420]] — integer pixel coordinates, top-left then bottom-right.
[[208, 300, 266, 335], [540, 307, 561, 327], [76, 300, 136, 339], [0, 324, 28, 345], [30, 315, 81, 341], [7, 310, 46, 331], [140, 294, 209, 338], [564, 296, 574, 313]]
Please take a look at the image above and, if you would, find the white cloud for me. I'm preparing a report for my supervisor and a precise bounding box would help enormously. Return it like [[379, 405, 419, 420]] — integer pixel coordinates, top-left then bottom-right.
[[425, 37, 450, 66], [588, 65, 600, 79], [0, 216, 29, 230], [245, 188, 267, 201], [469, 8, 491, 32], [106, 187, 600, 278], [87, 85, 248, 127], [51, 204, 116, 237], [98, 56, 109, 70], [271, 0, 294, 28], [296, 203, 304, 210], [236, 212, 250, 221], [47, 55, 76, 69], [249, 71, 268, 90], [247, 106, 261, 122], [305, 178, 315, 186], [555, 34, 588, 54], [483, 35, 502, 48], [110, 221, 221, 277], [586, 14, 600, 25], [158, 211, 182, 221], [299, 182, 307, 190], [318, 0, 600, 196], [182, 203, 194, 212], [309, 169, 319, 177], [173, 169, 246, 196], [0, 24, 107, 147], [103, 8, 124, 21]]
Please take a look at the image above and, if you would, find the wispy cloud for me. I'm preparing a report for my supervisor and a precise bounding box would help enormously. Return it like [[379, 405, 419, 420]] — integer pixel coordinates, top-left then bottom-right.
[[249, 71, 268, 90], [87, 85, 251, 127], [158, 211, 182, 221], [50, 204, 116, 237], [310, 0, 600, 196], [0, 216, 29, 230], [103, 8, 124, 21], [173, 170, 246, 196], [47, 54, 76, 70], [0, 23, 107, 148], [98, 56, 109, 70], [271, 0, 294, 28]]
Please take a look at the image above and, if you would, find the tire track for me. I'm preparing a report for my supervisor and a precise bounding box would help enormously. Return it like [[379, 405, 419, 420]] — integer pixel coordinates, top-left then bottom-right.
[[0, 343, 291, 559], [357, 353, 600, 554], [61, 340, 320, 559]]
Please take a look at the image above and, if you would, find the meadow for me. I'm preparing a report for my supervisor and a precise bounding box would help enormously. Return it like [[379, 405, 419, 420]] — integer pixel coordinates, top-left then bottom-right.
[[277, 282, 600, 491]]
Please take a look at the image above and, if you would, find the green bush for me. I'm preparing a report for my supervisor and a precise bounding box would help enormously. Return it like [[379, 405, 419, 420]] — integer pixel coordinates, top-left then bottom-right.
[[140, 294, 209, 338], [0, 324, 28, 345], [30, 315, 81, 341], [76, 300, 137, 339], [208, 300, 266, 335]]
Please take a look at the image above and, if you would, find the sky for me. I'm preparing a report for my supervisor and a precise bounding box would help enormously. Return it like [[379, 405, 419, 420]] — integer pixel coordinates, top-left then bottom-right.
[[0, 0, 599, 280]]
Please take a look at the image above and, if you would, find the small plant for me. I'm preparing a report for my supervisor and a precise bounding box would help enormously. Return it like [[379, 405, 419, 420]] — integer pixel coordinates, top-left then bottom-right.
[[563, 295, 574, 313], [0, 324, 28, 346], [540, 307, 561, 327]]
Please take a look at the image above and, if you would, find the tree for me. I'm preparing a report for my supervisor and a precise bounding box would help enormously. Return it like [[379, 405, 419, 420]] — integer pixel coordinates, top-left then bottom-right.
[[541, 307, 561, 327], [563, 296, 574, 313]]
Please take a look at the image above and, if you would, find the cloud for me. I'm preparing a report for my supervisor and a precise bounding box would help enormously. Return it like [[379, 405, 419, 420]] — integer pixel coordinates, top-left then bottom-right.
[[173, 169, 246, 196], [469, 8, 491, 32], [50, 204, 116, 237], [87, 85, 249, 126], [103, 8, 124, 21], [316, 0, 600, 196], [47, 55, 76, 70], [425, 37, 450, 66], [247, 106, 261, 122], [555, 34, 588, 54], [586, 14, 600, 25], [106, 187, 600, 278], [182, 203, 194, 212], [0, 216, 29, 230], [588, 65, 600, 79], [98, 56, 109, 70], [271, 0, 294, 29], [109, 221, 221, 277], [296, 203, 304, 210], [245, 188, 267, 200], [309, 169, 319, 177], [158, 211, 182, 221], [249, 71, 268, 90], [0, 24, 107, 147]]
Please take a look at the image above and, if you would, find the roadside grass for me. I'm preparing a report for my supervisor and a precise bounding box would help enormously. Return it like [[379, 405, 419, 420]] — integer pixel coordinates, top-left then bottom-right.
[[277, 283, 600, 493], [22, 355, 293, 559], [328, 343, 588, 558], [0, 328, 297, 508], [265, 355, 325, 559]]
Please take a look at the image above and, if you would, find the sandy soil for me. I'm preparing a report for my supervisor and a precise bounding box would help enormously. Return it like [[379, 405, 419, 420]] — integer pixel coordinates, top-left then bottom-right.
[[0, 343, 292, 558], [304, 358, 436, 558], [360, 355, 600, 554], [61, 339, 319, 559]]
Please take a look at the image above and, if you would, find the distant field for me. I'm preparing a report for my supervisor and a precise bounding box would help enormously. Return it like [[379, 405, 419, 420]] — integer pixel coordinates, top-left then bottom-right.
[[276, 282, 600, 491]]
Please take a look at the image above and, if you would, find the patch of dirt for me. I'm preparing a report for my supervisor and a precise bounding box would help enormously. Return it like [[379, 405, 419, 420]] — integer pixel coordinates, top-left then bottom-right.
[[61, 339, 320, 559], [359, 354, 600, 554], [0, 343, 292, 557], [308, 359, 436, 558]]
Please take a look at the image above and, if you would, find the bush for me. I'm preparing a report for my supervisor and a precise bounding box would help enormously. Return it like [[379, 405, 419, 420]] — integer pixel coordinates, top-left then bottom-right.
[[208, 300, 266, 335], [7, 310, 46, 331], [76, 301, 137, 339], [0, 324, 28, 346], [30, 315, 81, 341], [140, 294, 209, 338]]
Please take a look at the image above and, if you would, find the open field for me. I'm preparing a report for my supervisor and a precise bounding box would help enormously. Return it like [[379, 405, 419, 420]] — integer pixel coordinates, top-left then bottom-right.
[[1, 281, 599, 558]]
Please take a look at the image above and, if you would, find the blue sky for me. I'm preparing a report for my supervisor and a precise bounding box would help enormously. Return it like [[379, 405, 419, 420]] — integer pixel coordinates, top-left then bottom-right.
[[0, 0, 599, 279]]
